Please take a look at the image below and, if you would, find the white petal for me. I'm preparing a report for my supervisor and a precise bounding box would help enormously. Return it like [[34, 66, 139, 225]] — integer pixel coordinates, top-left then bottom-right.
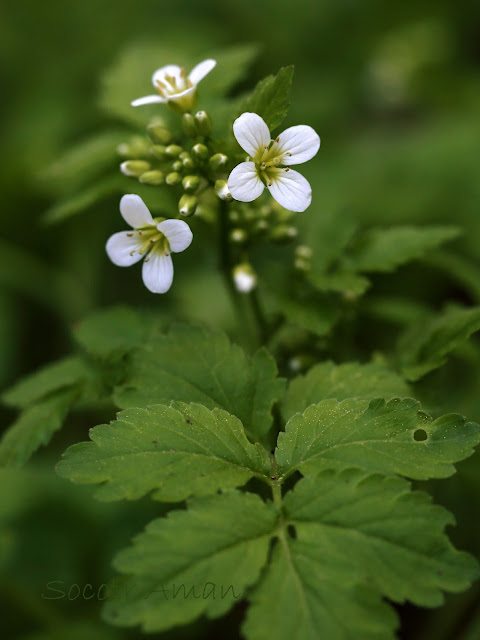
[[267, 169, 312, 212], [233, 112, 271, 157], [228, 162, 265, 203], [152, 65, 183, 86], [142, 251, 174, 294], [167, 86, 195, 102], [119, 194, 154, 229], [106, 232, 144, 267], [131, 95, 166, 107], [188, 59, 216, 85], [157, 219, 193, 253], [276, 125, 321, 165]]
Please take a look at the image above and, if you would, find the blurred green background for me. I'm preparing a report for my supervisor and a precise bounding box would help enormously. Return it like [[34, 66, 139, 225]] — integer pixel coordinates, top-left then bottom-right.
[[1, 0, 480, 638]]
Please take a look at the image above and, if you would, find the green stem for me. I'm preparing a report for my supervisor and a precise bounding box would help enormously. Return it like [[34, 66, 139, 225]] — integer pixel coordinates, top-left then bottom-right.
[[249, 288, 269, 345]]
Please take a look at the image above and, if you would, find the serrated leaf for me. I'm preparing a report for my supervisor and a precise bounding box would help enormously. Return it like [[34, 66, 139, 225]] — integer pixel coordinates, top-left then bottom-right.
[[56, 403, 271, 502], [240, 66, 294, 131], [115, 324, 285, 443], [2, 356, 90, 409], [102, 491, 276, 632], [0, 388, 79, 467], [282, 361, 410, 421], [399, 305, 480, 381], [347, 226, 461, 273], [73, 306, 147, 358], [276, 397, 480, 480]]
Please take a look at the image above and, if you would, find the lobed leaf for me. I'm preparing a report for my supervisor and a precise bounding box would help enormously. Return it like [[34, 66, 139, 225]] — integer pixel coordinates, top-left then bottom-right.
[[56, 403, 271, 502]]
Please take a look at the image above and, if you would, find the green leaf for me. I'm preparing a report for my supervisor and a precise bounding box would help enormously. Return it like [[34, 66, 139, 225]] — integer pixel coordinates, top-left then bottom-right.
[[308, 270, 371, 296], [282, 361, 410, 421], [267, 290, 339, 337], [0, 388, 79, 467], [399, 305, 480, 381], [347, 226, 461, 273], [200, 43, 261, 96], [276, 397, 480, 480], [245, 469, 478, 640], [73, 306, 147, 358], [115, 324, 285, 442], [102, 491, 276, 632], [240, 66, 294, 131], [56, 403, 271, 502], [2, 356, 90, 409]]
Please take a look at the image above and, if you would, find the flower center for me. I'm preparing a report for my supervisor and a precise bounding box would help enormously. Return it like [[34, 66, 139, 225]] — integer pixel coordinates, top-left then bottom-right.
[[253, 139, 293, 187], [127, 225, 170, 259], [155, 69, 193, 97]]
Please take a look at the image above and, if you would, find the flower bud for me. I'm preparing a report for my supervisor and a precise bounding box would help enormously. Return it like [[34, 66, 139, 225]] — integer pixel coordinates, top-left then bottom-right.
[[117, 137, 150, 159], [166, 172, 182, 186], [178, 194, 198, 217], [270, 225, 298, 244], [194, 110, 212, 136], [182, 113, 198, 137], [165, 144, 183, 158], [182, 175, 201, 193], [230, 228, 247, 244], [192, 143, 209, 160], [182, 156, 196, 171], [120, 160, 151, 177], [295, 244, 313, 260], [215, 180, 233, 201], [147, 124, 172, 145], [294, 257, 310, 272], [255, 220, 269, 233], [229, 209, 240, 222], [139, 170, 165, 185], [233, 263, 257, 293], [150, 145, 168, 160], [172, 160, 183, 172], [209, 153, 228, 171]]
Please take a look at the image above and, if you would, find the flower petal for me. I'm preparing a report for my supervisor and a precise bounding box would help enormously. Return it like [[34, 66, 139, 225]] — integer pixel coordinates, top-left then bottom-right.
[[131, 95, 167, 107], [142, 251, 174, 294], [188, 59, 216, 85], [106, 232, 144, 267], [228, 162, 265, 203], [152, 65, 183, 86], [233, 112, 271, 157], [267, 169, 312, 212], [157, 219, 193, 253], [119, 194, 154, 228], [167, 86, 195, 102], [276, 125, 321, 165]]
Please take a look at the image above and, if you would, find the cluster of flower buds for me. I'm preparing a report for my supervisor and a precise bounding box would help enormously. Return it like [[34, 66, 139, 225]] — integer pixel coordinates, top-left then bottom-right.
[[293, 244, 313, 272], [117, 111, 229, 219], [227, 200, 298, 247]]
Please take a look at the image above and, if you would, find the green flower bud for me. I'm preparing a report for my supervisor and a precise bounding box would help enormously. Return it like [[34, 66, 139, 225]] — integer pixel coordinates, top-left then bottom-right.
[[182, 175, 201, 193], [194, 110, 212, 136], [147, 124, 172, 145], [182, 156, 196, 171], [255, 220, 269, 233], [209, 153, 228, 171], [295, 244, 313, 260], [182, 113, 198, 137], [165, 144, 183, 158], [172, 160, 183, 172], [166, 172, 182, 186], [178, 194, 198, 217], [229, 209, 240, 222], [120, 160, 151, 177], [293, 257, 310, 272], [192, 143, 209, 160], [117, 137, 150, 159], [215, 179, 233, 201], [150, 145, 168, 160], [139, 170, 165, 186], [229, 228, 247, 244], [270, 225, 298, 244]]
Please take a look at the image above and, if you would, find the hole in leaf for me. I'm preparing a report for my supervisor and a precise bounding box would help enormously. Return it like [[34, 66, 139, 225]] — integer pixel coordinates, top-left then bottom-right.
[[287, 524, 297, 540], [414, 429, 428, 442]]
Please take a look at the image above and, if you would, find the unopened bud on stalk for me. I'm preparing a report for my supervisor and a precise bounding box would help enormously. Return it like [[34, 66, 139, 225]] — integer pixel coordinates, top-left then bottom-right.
[[182, 156, 196, 171], [215, 180, 233, 201], [182, 113, 198, 137], [182, 175, 201, 193], [117, 137, 150, 159], [192, 143, 209, 160], [270, 225, 298, 244], [295, 245, 313, 260], [294, 257, 310, 272], [178, 194, 198, 217], [209, 153, 228, 171], [165, 144, 183, 158], [230, 228, 247, 244], [255, 220, 269, 233], [233, 263, 257, 293], [139, 170, 165, 185], [194, 110, 212, 136], [147, 124, 172, 145], [150, 145, 168, 160], [120, 160, 151, 177], [172, 160, 183, 172], [166, 172, 182, 186]]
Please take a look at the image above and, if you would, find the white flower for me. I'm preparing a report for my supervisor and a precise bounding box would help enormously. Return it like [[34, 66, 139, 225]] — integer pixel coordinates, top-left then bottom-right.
[[106, 195, 193, 294], [131, 59, 216, 112], [227, 112, 320, 212], [233, 263, 257, 293]]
